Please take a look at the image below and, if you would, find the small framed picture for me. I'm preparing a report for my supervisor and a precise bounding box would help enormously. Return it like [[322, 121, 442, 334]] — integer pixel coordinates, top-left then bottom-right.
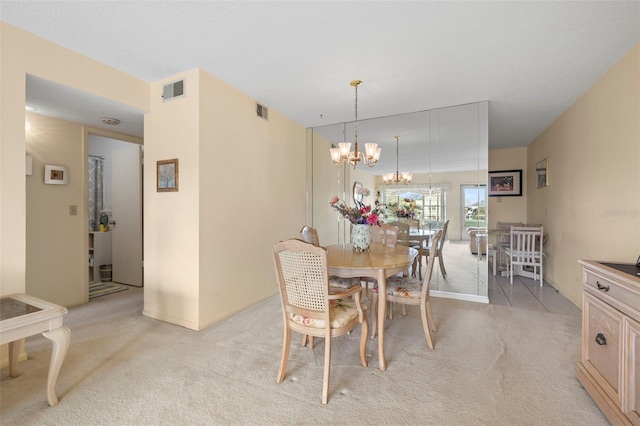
[[157, 158, 179, 192], [536, 157, 549, 188], [44, 165, 68, 185], [488, 170, 522, 197]]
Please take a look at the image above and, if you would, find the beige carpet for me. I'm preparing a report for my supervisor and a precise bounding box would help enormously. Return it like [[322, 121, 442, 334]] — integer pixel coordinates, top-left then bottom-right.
[[0, 288, 607, 425]]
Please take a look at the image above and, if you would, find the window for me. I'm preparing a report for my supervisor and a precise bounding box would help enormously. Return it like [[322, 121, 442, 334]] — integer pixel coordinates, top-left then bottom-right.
[[380, 185, 447, 230]]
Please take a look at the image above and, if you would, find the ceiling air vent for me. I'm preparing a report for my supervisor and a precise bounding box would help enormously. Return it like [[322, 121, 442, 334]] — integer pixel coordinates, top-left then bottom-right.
[[256, 103, 268, 120], [162, 79, 185, 102]]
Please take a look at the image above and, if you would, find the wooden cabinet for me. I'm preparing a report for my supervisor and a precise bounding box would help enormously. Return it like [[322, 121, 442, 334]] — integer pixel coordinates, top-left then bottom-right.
[[88, 232, 112, 283], [578, 260, 640, 426]]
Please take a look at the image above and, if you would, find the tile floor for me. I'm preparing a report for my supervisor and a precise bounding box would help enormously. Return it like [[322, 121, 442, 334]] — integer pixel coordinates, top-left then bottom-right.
[[488, 271, 581, 316], [417, 240, 580, 316]]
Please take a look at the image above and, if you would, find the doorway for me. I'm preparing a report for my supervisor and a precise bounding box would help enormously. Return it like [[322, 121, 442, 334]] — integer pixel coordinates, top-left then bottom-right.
[[88, 134, 143, 289]]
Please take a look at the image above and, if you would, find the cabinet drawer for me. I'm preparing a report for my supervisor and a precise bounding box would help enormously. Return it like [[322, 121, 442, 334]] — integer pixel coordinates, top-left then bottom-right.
[[583, 292, 623, 405], [585, 270, 640, 315]]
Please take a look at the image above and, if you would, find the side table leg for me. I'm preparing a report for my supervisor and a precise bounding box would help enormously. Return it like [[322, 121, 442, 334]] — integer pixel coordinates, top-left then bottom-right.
[[42, 326, 70, 406], [8, 338, 23, 377]]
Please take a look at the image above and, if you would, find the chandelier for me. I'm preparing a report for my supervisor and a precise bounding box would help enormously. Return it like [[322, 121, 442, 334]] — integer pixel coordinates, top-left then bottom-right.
[[329, 80, 381, 168], [383, 135, 413, 185]]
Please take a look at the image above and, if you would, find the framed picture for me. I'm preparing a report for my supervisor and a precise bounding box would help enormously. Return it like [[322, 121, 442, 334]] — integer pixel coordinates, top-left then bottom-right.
[[536, 157, 548, 188], [44, 165, 68, 185], [157, 159, 179, 192], [488, 170, 522, 197]]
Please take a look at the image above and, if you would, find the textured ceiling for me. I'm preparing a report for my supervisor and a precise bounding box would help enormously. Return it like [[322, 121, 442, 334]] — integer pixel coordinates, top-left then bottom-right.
[[4, 1, 639, 171]]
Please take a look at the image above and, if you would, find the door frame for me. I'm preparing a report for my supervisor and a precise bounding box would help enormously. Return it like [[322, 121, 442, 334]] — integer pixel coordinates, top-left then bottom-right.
[[83, 127, 143, 301]]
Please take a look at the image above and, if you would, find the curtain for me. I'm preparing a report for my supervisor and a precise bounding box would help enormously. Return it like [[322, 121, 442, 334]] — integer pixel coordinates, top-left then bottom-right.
[[88, 157, 104, 230]]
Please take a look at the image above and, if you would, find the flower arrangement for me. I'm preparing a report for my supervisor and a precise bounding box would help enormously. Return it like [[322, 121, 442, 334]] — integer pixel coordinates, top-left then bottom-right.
[[329, 194, 381, 226], [388, 198, 421, 219]]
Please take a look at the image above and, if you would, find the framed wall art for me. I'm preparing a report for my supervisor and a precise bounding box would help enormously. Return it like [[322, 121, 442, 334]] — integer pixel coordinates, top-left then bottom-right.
[[536, 157, 548, 188], [44, 164, 68, 185], [488, 169, 522, 197], [157, 158, 179, 192]]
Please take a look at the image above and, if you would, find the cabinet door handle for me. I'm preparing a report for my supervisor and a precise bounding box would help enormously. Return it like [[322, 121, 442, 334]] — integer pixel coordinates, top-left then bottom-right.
[[596, 281, 610, 292], [595, 333, 607, 345]]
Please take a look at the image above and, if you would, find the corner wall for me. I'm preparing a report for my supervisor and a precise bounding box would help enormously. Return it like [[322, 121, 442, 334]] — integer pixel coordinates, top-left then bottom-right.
[[527, 43, 640, 306]]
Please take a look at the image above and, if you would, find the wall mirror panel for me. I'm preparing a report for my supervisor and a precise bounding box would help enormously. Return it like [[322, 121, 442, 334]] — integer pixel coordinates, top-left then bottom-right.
[[308, 101, 488, 301]]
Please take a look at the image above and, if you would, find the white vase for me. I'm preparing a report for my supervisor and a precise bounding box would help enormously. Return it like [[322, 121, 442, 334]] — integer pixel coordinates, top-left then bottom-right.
[[351, 224, 372, 252]]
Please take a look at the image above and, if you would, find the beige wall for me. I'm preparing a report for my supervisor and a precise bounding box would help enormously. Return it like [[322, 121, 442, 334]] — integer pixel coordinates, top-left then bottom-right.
[[1, 22, 149, 302], [143, 69, 307, 330], [527, 43, 640, 306], [488, 147, 528, 229], [25, 113, 87, 306], [197, 69, 306, 329], [142, 69, 201, 328]]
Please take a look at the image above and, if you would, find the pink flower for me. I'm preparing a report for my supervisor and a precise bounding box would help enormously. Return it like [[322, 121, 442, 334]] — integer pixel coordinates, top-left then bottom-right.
[[329, 195, 339, 205], [366, 213, 379, 225]]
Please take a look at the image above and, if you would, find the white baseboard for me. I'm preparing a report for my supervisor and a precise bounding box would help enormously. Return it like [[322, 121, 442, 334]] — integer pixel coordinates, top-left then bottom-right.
[[431, 290, 489, 304]]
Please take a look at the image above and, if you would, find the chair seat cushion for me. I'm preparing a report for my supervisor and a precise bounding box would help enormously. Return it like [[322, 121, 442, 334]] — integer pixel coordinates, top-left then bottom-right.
[[385, 276, 423, 299], [290, 298, 359, 329], [328, 276, 360, 289]]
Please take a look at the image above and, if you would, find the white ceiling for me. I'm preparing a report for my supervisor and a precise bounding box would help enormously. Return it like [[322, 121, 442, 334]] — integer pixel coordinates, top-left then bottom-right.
[[4, 1, 639, 171]]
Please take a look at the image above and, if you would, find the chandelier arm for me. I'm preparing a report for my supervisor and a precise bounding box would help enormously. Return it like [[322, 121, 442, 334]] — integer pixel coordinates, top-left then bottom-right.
[[329, 79, 378, 169]]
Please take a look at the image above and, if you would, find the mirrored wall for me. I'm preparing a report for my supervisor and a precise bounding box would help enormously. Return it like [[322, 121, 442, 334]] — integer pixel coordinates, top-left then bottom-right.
[[307, 101, 489, 302]]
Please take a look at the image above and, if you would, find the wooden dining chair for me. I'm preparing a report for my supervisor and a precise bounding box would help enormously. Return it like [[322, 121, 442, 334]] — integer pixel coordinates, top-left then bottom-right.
[[298, 225, 360, 349], [299, 225, 320, 247], [386, 221, 419, 274], [407, 218, 421, 232], [361, 224, 399, 323], [504, 226, 544, 287], [272, 239, 368, 404], [371, 231, 442, 348], [370, 224, 399, 245], [419, 219, 449, 278]]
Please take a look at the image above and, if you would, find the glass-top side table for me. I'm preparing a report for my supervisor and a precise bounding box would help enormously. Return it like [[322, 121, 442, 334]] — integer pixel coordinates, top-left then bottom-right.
[[0, 293, 70, 406]]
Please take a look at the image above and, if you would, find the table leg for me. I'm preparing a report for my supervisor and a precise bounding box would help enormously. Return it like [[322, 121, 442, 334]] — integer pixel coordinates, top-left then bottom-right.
[[42, 326, 70, 406], [377, 270, 387, 371], [8, 338, 23, 378]]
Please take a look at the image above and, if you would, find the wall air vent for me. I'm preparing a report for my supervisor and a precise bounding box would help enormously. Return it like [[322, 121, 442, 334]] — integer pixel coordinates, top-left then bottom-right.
[[256, 103, 268, 120], [162, 79, 185, 102]]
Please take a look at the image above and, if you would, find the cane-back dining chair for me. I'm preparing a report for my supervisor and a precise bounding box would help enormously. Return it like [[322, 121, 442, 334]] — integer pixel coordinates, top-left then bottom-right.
[[370, 224, 399, 245], [272, 239, 368, 404], [371, 231, 442, 348], [298, 225, 360, 349]]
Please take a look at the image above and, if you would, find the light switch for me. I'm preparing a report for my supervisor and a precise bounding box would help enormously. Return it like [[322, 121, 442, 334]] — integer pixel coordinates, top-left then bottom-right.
[[69, 205, 77, 216]]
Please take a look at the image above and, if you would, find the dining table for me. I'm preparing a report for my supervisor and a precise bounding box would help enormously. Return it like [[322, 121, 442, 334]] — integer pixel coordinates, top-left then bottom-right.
[[326, 243, 418, 371]]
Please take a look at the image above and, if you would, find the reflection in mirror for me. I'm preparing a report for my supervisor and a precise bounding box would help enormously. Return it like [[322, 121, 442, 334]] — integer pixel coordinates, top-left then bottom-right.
[[308, 101, 488, 302], [353, 182, 363, 204]]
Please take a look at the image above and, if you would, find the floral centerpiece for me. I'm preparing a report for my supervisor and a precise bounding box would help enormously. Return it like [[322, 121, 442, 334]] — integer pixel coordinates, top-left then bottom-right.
[[330, 189, 380, 252], [388, 198, 421, 219], [329, 196, 380, 226]]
